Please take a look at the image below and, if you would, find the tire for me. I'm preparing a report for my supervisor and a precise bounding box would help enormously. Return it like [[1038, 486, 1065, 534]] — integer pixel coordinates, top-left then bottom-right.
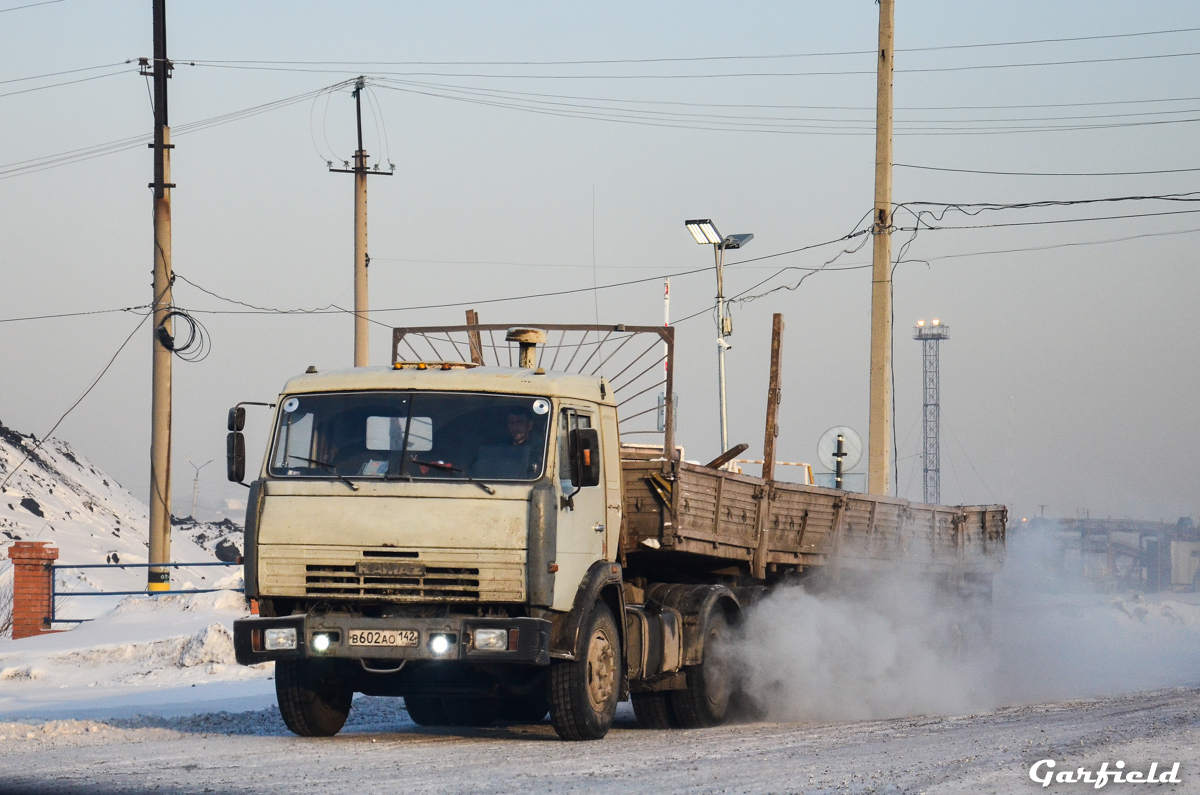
[[631, 691, 677, 730], [275, 658, 353, 737], [443, 697, 499, 726], [404, 695, 449, 726], [550, 602, 621, 741], [669, 609, 732, 729], [498, 689, 551, 724]]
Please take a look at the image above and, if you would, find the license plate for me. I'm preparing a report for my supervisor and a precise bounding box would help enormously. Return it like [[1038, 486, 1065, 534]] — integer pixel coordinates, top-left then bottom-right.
[[348, 629, 419, 647]]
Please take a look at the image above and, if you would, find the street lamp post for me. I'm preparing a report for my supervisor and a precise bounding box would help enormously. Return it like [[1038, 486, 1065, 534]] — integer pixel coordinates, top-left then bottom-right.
[[684, 220, 753, 454]]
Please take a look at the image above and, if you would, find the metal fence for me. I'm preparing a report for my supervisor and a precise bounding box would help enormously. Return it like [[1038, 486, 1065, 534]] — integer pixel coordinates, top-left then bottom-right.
[[50, 561, 243, 623]]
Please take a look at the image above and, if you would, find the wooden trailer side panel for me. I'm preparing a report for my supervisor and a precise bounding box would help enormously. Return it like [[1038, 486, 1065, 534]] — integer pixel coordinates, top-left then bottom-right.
[[620, 458, 1006, 574]]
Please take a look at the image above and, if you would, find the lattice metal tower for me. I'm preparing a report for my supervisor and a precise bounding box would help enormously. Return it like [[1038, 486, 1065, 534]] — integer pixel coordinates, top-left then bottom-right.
[[913, 319, 949, 504]]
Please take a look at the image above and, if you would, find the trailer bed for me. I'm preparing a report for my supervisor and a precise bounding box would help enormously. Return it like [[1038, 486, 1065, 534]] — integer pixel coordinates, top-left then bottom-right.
[[620, 456, 1005, 577]]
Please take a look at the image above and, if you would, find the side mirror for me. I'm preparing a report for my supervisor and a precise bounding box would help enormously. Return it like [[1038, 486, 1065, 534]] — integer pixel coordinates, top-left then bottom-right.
[[569, 428, 601, 488], [226, 432, 246, 483], [228, 405, 246, 432]]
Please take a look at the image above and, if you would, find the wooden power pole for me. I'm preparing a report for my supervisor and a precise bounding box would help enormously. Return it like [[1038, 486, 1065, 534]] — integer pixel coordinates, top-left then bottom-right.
[[147, 0, 174, 591], [330, 77, 391, 367], [868, 0, 895, 496]]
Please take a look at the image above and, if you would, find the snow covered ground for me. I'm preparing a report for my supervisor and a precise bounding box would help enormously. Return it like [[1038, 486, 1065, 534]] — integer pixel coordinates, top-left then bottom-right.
[[2, 423, 1200, 792]]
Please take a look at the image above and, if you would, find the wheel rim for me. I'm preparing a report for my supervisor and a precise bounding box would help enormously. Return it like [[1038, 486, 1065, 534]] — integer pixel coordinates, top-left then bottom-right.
[[703, 624, 732, 712], [585, 627, 616, 712]]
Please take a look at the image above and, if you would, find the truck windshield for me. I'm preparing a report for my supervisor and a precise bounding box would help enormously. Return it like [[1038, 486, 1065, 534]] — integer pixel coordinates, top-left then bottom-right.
[[269, 391, 551, 482]]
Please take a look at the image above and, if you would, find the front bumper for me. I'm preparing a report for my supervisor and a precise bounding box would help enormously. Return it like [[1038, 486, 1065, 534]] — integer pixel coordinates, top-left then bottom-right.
[[233, 614, 552, 666]]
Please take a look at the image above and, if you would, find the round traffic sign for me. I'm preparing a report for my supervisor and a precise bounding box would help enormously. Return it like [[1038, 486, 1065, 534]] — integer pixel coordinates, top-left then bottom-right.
[[817, 426, 862, 471]]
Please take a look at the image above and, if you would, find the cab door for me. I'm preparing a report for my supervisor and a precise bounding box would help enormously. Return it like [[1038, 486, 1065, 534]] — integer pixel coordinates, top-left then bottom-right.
[[551, 405, 606, 612]]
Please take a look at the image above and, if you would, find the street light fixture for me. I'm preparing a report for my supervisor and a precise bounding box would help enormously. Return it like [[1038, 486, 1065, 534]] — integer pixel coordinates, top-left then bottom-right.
[[683, 219, 753, 455]]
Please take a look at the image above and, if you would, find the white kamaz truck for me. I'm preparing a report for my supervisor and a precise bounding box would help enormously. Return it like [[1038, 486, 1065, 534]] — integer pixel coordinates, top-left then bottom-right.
[[231, 323, 1005, 741]]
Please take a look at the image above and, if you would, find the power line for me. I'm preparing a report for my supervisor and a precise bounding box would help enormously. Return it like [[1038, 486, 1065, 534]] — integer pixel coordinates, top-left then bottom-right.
[[177, 25, 1200, 66], [0, 309, 150, 494], [377, 77, 1200, 126], [903, 207, 1200, 231], [906, 226, 1200, 262], [0, 68, 134, 100], [0, 81, 353, 180], [372, 81, 1200, 137], [0, 306, 149, 324], [0, 61, 132, 86], [187, 50, 1200, 80], [0, 0, 64, 12], [173, 230, 865, 320], [897, 162, 1200, 177]]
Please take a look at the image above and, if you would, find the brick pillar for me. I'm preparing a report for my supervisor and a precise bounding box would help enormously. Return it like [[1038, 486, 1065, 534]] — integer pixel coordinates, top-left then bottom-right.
[[7, 541, 58, 639]]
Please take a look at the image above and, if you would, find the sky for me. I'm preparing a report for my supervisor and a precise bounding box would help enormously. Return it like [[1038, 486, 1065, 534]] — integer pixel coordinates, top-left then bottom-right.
[[1, 0, 1198, 525]]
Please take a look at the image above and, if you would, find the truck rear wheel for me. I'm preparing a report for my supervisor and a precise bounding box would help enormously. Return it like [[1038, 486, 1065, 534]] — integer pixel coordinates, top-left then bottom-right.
[[669, 610, 732, 728], [443, 697, 499, 726], [550, 602, 620, 741], [631, 691, 677, 730], [275, 658, 353, 737], [404, 695, 449, 726], [499, 690, 550, 724]]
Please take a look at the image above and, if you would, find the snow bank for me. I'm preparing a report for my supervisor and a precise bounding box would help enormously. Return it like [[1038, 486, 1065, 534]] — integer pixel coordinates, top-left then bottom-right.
[[0, 588, 272, 721], [0, 418, 245, 629]]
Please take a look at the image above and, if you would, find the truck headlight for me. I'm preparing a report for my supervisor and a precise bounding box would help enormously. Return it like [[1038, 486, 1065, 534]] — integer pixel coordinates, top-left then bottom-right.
[[474, 628, 508, 651], [428, 633, 454, 655], [264, 627, 297, 651], [311, 632, 333, 653]]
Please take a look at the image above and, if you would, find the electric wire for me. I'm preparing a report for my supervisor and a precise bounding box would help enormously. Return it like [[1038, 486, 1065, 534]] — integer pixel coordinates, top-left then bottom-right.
[[184, 49, 1200, 81], [0, 80, 355, 180], [372, 80, 1200, 137], [897, 162, 1200, 177], [0, 306, 150, 324], [0, 0, 64, 13], [0, 68, 135, 100], [377, 78, 1200, 125], [179, 25, 1200, 66], [0, 61, 132, 86], [0, 294, 157, 494]]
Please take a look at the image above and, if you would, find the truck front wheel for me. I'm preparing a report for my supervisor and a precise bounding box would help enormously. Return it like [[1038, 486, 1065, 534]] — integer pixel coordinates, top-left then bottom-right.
[[550, 602, 620, 741], [275, 658, 353, 737]]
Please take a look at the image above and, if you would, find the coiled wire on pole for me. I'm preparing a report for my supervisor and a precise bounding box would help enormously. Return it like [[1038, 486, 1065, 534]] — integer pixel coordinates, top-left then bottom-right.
[[156, 307, 211, 362]]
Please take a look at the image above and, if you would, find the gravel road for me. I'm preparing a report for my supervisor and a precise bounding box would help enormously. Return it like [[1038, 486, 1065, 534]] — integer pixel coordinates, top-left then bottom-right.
[[1, 687, 1197, 794]]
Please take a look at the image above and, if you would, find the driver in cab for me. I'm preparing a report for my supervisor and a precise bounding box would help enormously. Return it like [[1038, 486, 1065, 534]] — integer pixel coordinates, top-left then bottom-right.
[[472, 407, 543, 480]]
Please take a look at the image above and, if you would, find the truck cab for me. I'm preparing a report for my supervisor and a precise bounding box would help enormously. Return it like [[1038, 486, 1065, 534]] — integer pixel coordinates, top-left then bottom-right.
[[233, 362, 630, 739]]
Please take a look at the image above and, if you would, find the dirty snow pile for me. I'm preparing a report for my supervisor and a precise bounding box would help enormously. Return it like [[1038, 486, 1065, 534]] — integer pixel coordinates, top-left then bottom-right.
[[0, 589, 273, 721], [0, 418, 244, 627]]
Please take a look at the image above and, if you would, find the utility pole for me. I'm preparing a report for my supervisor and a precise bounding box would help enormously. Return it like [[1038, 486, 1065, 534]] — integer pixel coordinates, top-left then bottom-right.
[[146, 0, 174, 592], [329, 77, 392, 367], [867, 0, 895, 496]]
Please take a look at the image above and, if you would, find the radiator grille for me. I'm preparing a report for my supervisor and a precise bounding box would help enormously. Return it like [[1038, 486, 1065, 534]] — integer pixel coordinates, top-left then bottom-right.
[[304, 564, 481, 600]]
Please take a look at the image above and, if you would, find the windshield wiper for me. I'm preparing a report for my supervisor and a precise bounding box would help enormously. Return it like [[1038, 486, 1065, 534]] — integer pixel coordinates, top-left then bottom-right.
[[409, 459, 496, 495], [287, 456, 359, 492]]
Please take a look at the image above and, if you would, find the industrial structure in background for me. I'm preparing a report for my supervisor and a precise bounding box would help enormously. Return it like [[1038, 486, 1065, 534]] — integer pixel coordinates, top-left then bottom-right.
[[914, 319, 949, 504], [1021, 516, 1200, 591]]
